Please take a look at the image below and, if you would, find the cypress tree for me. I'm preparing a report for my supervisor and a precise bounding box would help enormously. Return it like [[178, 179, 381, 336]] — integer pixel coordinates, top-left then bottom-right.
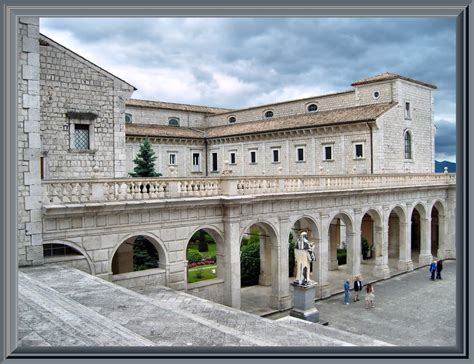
[[130, 137, 161, 177]]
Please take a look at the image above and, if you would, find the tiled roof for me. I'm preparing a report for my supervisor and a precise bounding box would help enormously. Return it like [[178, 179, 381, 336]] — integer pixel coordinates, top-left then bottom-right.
[[351, 72, 437, 89], [126, 99, 232, 114], [126, 124, 205, 139], [205, 102, 397, 138]]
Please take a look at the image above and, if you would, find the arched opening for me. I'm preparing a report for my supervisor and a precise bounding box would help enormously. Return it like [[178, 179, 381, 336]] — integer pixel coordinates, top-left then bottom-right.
[[388, 206, 412, 272], [360, 209, 387, 278], [43, 242, 93, 274], [289, 217, 319, 282], [111, 236, 160, 274], [328, 218, 347, 271], [186, 229, 218, 284], [411, 209, 421, 259], [431, 201, 445, 258], [411, 203, 428, 264], [361, 213, 375, 261], [327, 212, 355, 280]]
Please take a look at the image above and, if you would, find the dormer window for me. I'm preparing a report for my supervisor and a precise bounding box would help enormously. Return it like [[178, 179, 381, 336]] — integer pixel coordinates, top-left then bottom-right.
[[264, 110, 274, 118], [228, 116, 236, 124], [307, 103, 318, 112], [168, 118, 180, 127]]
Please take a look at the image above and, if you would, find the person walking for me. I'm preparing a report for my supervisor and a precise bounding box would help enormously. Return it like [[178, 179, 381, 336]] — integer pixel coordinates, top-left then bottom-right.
[[365, 284, 375, 308], [353, 276, 363, 302], [436, 259, 443, 279], [343, 279, 350, 305], [430, 260, 437, 280]]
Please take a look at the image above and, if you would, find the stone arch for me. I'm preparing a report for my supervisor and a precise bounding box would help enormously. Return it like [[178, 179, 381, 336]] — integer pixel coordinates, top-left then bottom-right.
[[430, 200, 446, 258], [387, 205, 412, 272], [43, 239, 95, 275], [411, 202, 430, 264], [109, 232, 168, 274], [327, 210, 356, 277], [360, 208, 389, 278], [289, 215, 320, 281]]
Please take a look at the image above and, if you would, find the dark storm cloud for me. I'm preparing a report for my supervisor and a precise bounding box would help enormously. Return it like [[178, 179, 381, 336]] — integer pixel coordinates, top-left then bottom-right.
[[435, 120, 456, 158]]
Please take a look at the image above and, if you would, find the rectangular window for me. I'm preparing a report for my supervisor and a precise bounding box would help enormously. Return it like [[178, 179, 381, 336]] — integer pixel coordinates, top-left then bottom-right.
[[40, 157, 44, 179], [74, 124, 90, 149], [212, 152, 218, 172], [324, 145, 333, 161], [296, 147, 305, 162], [405, 102, 411, 119], [250, 150, 257, 164], [229, 152, 236, 165], [169, 153, 177, 165], [192, 153, 200, 172], [272, 148, 280, 163], [354, 143, 364, 158]]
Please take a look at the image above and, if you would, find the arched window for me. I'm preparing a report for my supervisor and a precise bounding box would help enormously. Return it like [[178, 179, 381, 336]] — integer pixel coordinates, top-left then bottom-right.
[[228, 116, 236, 123], [307, 103, 318, 112], [168, 118, 180, 127], [264, 110, 274, 118], [404, 130, 412, 159]]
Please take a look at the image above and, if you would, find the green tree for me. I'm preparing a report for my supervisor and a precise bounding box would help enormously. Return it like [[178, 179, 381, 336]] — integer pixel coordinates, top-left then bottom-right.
[[133, 236, 159, 271], [130, 137, 162, 177]]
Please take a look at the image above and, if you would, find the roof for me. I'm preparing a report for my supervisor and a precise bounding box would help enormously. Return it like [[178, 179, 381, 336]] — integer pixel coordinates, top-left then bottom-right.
[[126, 123, 205, 139], [209, 90, 355, 117], [126, 99, 232, 114], [351, 72, 437, 90], [206, 102, 397, 138], [39, 34, 137, 91]]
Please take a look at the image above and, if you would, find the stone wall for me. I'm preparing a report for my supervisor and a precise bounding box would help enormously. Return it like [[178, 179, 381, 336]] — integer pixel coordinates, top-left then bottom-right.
[[125, 106, 209, 129], [110, 268, 167, 289], [43, 256, 92, 274], [17, 17, 43, 266], [39, 35, 134, 179], [186, 278, 225, 304]]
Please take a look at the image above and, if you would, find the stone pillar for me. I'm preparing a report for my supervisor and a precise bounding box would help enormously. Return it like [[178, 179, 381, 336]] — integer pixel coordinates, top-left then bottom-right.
[[269, 217, 291, 311], [258, 236, 272, 286], [442, 188, 456, 259], [223, 206, 242, 309], [418, 216, 433, 265], [373, 222, 390, 278], [398, 222, 414, 271], [17, 17, 43, 267], [314, 214, 330, 299], [328, 222, 339, 270], [347, 230, 361, 279]]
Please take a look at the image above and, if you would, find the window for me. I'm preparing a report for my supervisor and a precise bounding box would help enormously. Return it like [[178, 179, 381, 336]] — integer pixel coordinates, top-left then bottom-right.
[[192, 153, 200, 172], [169, 118, 180, 127], [40, 157, 44, 179], [250, 150, 257, 164], [272, 148, 280, 163], [229, 151, 236, 165], [323, 145, 333, 161], [211, 152, 218, 172], [296, 147, 305, 162], [264, 110, 274, 118], [169, 153, 177, 165], [404, 131, 412, 159], [354, 143, 364, 159], [74, 124, 90, 149], [404, 102, 411, 119], [228, 116, 236, 123], [373, 91, 380, 100], [125, 113, 132, 123], [43, 243, 81, 257], [307, 103, 318, 112]]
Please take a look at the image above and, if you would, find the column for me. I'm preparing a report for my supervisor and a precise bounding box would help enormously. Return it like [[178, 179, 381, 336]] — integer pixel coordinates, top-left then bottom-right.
[[314, 214, 330, 299], [418, 216, 433, 265], [259, 235, 272, 286], [442, 189, 456, 259], [270, 217, 291, 311], [373, 220, 390, 279], [223, 206, 242, 309], [398, 221, 414, 271], [328, 222, 339, 270]]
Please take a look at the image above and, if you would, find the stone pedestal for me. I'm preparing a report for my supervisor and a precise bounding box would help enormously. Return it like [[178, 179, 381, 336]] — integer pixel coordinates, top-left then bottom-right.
[[290, 282, 319, 323]]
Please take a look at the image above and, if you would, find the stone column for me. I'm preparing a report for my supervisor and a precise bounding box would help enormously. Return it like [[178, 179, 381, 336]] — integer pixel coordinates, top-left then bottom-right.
[[328, 222, 339, 270], [314, 214, 330, 299], [270, 217, 291, 311], [442, 188, 456, 259], [223, 206, 242, 309], [259, 236, 272, 286], [418, 216, 433, 265], [373, 214, 390, 279], [398, 221, 414, 271]]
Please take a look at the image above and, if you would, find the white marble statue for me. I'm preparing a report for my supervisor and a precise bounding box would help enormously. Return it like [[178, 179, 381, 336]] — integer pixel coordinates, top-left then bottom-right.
[[294, 231, 316, 285]]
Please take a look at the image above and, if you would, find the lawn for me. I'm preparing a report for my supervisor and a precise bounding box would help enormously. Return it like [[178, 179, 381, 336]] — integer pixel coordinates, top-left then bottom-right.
[[187, 265, 217, 283], [187, 242, 216, 259]]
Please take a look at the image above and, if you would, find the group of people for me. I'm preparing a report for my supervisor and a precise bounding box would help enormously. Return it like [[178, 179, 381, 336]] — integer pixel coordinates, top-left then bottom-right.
[[343, 276, 375, 309], [429, 259, 443, 280]]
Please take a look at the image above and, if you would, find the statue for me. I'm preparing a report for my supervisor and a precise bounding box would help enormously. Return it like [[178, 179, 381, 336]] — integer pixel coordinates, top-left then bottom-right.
[[294, 231, 316, 285]]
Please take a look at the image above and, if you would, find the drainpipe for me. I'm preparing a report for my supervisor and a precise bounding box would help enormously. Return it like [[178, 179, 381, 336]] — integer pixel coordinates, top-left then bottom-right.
[[367, 122, 374, 174]]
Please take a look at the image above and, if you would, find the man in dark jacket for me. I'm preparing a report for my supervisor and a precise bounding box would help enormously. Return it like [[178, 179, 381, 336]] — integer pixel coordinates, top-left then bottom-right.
[[353, 276, 363, 302], [436, 260, 443, 279]]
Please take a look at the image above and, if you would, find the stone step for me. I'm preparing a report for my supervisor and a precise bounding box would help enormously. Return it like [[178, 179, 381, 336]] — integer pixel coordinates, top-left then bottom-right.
[[18, 271, 156, 347], [276, 316, 394, 346]]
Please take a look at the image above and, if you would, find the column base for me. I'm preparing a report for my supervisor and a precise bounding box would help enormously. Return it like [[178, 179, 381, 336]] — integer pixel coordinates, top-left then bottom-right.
[[258, 274, 272, 286], [373, 264, 390, 279], [438, 249, 456, 260], [418, 254, 433, 265], [290, 282, 319, 322], [319, 283, 331, 299], [398, 260, 414, 272], [328, 259, 339, 271], [270, 293, 292, 311]]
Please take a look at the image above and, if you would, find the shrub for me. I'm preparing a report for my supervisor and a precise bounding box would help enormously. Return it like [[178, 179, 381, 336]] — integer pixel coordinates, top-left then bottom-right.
[[361, 237, 370, 259], [240, 241, 260, 286], [187, 249, 203, 263], [197, 239, 209, 252], [288, 235, 295, 277], [337, 248, 347, 265]]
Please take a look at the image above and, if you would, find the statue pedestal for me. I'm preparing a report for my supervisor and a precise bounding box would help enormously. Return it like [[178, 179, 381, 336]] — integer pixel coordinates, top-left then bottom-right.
[[290, 281, 319, 323]]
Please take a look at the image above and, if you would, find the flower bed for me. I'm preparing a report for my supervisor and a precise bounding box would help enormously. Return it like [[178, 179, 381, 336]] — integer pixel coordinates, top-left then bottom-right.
[[188, 259, 216, 268]]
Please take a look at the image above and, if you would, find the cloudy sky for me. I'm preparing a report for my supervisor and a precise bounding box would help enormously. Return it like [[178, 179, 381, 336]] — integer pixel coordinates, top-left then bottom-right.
[[40, 17, 456, 162]]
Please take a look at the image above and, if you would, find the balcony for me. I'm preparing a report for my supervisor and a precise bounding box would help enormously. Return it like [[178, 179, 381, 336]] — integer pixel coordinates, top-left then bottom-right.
[[41, 173, 456, 206]]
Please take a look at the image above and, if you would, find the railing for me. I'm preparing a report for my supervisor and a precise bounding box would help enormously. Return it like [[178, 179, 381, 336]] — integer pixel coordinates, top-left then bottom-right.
[[42, 173, 456, 205]]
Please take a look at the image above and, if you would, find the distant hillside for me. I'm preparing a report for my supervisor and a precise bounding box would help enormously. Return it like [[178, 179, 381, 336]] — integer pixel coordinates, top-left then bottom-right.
[[435, 160, 456, 173]]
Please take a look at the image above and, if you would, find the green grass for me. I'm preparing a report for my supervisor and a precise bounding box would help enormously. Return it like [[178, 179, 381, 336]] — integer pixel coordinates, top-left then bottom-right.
[[187, 242, 216, 259], [187, 264, 217, 283]]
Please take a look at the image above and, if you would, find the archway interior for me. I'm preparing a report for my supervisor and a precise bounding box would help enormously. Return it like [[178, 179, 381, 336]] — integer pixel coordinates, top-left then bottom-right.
[[186, 229, 218, 284], [411, 208, 421, 261], [290, 218, 319, 280], [112, 236, 159, 274], [328, 217, 348, 271], [431, 205, 440, 258], [240, 226, 262, 287], [361, 214, 375, 260]]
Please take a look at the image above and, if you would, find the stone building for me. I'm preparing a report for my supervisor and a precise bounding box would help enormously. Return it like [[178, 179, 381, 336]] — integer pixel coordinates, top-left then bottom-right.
[[17, 17, 456, 311]]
